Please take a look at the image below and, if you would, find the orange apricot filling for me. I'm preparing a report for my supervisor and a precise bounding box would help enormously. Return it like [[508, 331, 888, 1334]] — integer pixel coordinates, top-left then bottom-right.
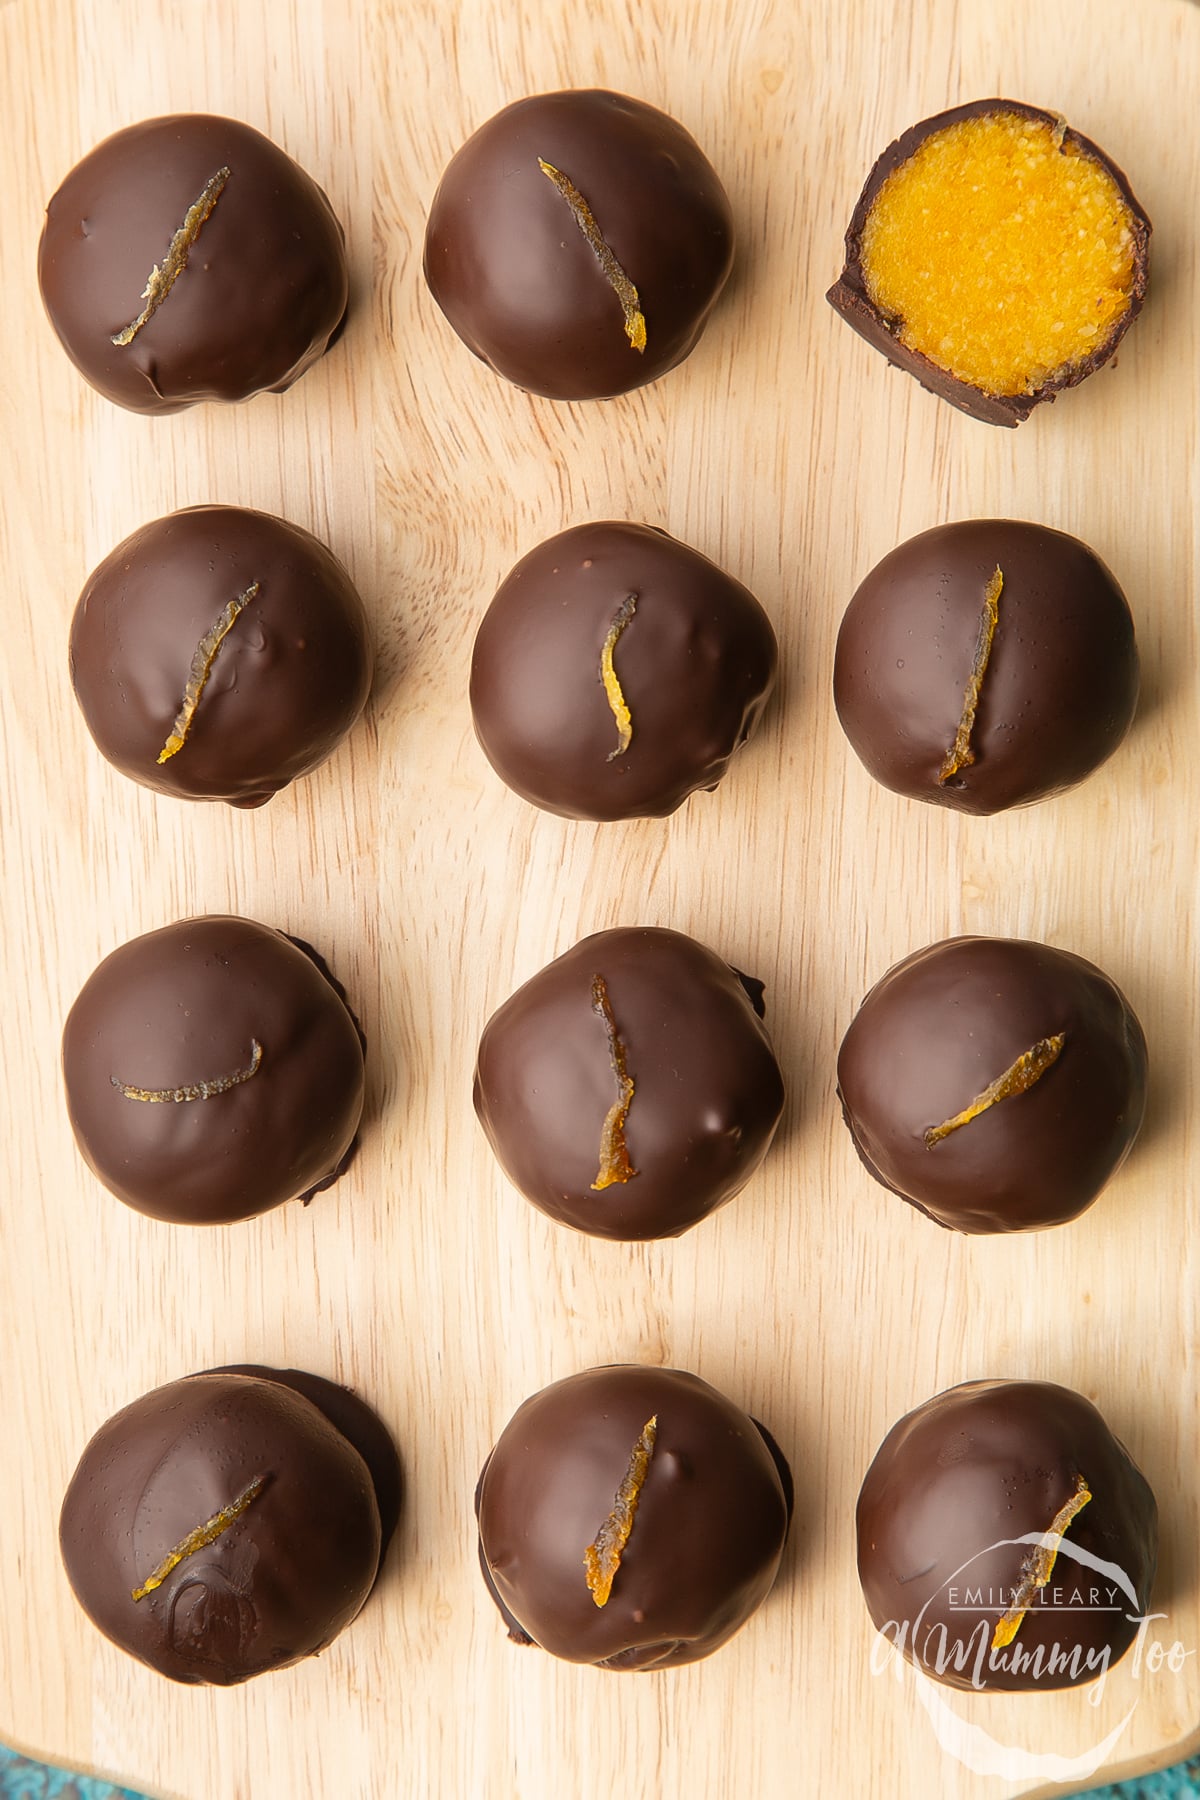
[[860, 112, 1137, 396]]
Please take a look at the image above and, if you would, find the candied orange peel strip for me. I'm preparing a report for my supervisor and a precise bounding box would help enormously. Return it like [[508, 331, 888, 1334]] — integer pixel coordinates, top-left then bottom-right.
[[600, 592, 637, 761], [131, 1473, 266, 1602], [939, 566, 1003, 783], [590, 974, 638, 1190], [112, 166, 231, 347], [157, 579, 259, 763], [113, 1039, 263, 1104], [584, 1415, 658, 1607], [991, 1476, 1092, 1650], [925, 1033, 1064, 1147], [538, 158, 647, 352]]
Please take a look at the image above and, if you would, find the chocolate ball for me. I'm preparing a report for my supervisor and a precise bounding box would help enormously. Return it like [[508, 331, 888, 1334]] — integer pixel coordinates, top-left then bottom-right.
[[833, 520, 1138, 814], [474, 926, 785, 1240], [60, 1369, 393, 1684], [837, 936, 1147, 1233], [62, 916, 365, 1225], [69, 506, 373, 808], [423, 90, 733, 400], [827, 101, 1150, 426], [38, 114, 348, 414], [470, 522, 777, 821], [856, 1379, 1157, 1692], [476, 1365, 791, 1668]]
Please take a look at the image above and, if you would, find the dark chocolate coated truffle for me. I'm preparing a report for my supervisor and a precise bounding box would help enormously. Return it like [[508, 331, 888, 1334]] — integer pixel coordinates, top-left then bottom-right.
[[476, 1365, 791, 1668], [470, 522, 777, 821], [827, 101, 1150, 426], [856, 1379, 1157, 1692], [836, 936, 1147, 1234], [38, 114, 348, 414], [70, 506, 373, 808], [833, 520, 1138, 814], [423, 90, 733, 401], [474, 926, 785, 1240], [60, 1369, 390, 1684], [62, 916, 365, 1225]]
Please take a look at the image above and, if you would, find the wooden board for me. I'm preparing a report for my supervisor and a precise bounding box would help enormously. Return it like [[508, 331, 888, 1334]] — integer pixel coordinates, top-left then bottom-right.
[[1, 1, 1198, 1795]]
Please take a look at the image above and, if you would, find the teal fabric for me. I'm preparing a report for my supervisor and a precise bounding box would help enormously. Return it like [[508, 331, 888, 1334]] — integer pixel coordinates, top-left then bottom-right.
[[1064, 1757, 1200, 1799], [0, 1746, 153, 1799], [2, 1740, 1198, 1797]]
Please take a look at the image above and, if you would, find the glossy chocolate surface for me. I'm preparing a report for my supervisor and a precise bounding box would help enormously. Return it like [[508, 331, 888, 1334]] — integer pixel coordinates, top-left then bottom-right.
[[423, 90, 733, 400], [476, 1365, 790, 1668], [833, 520, 1138, 814], [70, 506, 373, 808], [827, 100, 1151, 426], [857, 1379, 1157, 1692], [60, 1369, 388, 1685], [470, 522, 777, 820], [38, 114, 348, 414], [837, 936, 1147, 1233], [474, 926, 785, 1239], [62, 916, 365, 1225], [212, 1364, 403, 1560]]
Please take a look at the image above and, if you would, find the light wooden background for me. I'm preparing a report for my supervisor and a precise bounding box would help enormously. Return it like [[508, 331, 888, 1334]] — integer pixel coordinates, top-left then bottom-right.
[[1, 2, 1197, 1796]]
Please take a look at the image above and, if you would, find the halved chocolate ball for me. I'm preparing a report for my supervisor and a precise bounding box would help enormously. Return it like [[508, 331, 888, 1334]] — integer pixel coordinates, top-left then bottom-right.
[[62, 916, 365, 1225], [833, 520, 1138, 814], [470, 522, 777, 821], [476, 1365, 791, 1668], [857, 1379, 1157, 1692], [474, 926, 785, 1240], [836, 936, 1147, 1233], [828, 101, 1150, 425], [423, 90, 733, 401], [70, 506, 373, 808], [38, 114, 348, 414], [60, 1368, 395, 1684]]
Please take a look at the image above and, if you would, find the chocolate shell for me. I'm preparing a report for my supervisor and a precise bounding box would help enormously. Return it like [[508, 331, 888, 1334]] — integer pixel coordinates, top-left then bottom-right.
[[423, 90, 733, 401], [60, 1369, 392, 1684], [836, 936, 1147, 1233], [70, 506, 373, 808], [61, 916, 366, 1225], [857, 1379, 1157, 1692], [473, 926, 785, 1240], [827, 100, 1151, 426], [476, 1365, 791, 1668], [469, 521, 777, 821], [833, 519, 1138, 814], [38, 114, 348, 414]]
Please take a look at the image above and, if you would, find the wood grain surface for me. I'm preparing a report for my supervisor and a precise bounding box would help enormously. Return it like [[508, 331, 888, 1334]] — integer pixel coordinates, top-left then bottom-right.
[[1, 1, 1198, 1796]]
